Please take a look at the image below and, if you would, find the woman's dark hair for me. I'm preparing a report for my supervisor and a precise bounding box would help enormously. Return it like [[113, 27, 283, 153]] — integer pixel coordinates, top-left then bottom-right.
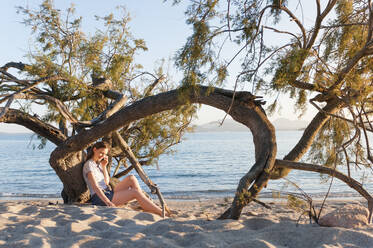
[[86, 141, 109, 161]]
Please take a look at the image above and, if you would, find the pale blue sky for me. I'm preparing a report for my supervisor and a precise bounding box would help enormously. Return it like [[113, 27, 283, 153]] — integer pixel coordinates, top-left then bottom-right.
[[0, 0, 317, 133]]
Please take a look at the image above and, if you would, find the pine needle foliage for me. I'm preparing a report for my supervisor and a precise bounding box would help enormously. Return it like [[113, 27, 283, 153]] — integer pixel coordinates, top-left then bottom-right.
[[171, 0, 373, 175], [10, 0, 196, 167]]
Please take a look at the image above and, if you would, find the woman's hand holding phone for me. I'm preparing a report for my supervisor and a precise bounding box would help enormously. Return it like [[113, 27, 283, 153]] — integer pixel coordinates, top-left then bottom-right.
[[100, 155, 109, 167]]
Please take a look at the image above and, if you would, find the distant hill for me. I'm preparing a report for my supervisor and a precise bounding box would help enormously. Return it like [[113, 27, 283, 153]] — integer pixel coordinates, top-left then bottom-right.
[[194, 118, 308, 132], [272, 118, 308, 130]]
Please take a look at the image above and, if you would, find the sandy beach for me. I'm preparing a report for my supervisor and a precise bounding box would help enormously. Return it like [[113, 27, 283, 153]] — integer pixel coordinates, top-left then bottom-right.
[[0, 198, 372, 248]]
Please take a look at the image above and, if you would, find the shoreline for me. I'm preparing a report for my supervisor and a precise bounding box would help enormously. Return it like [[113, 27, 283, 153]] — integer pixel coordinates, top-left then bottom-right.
[[0, 190, 367, 202], [1, 197, 372, 247], [0, 196, 369, 209], [0, 195, 367, 204]]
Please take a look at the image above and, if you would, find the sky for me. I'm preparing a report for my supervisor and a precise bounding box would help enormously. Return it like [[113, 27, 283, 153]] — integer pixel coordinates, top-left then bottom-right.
[[0, 0, 318, 133]]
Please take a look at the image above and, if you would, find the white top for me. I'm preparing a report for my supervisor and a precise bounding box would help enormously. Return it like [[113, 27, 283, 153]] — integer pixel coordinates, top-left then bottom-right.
[[83, 159, 108, 196]]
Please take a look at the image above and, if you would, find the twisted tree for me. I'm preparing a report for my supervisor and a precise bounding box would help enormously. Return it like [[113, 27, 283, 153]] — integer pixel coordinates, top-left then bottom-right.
[[0, 2, 197, 207], [1, 0, 373, 221], [171, 0, 373, 219]]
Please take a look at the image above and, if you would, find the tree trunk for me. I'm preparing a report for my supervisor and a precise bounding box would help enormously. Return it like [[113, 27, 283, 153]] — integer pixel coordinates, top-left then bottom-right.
[[0, 108, 91, 203], [270, 97, 343, 179], [54, 152, 90, 204]]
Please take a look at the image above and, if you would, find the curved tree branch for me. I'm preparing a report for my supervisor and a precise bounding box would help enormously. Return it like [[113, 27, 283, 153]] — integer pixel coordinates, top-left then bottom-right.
[[144, 75, 165, 97], [1, 62, 26, 71], [49, 85, 277, 219], [280, 5, 307, 47], [328, 44, 372, 91], [263, 25, 302, 47], [0, 107, 66, 145]]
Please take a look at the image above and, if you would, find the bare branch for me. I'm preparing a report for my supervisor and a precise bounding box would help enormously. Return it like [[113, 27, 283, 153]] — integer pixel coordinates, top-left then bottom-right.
[[310, 99, 373, 132], [39, 95, 79, 124], [144, 75, 165, 97], [367, 0, 373, 42], [311, 46, 334, 77], [1, 62, 26, 71], [263, 25, 302, 47], [226, 0, 232, 41], [306, 0, 337, 49], [360, 107, 373, 164], [0, 107, 66, 145], [3, 81, 40, 100], [328, 44, 372, 92], [0, 95, 15, 119], [320, 22, 368, 29], [292, 79, 321, 91], [76, 90, 127, 128], [0, 69, 39, 89], [275, 159, 373, 223], [279, 5, 307, 47]]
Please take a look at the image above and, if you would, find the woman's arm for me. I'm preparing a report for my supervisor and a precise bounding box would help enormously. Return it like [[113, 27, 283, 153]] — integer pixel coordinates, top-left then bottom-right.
[[100, 155, 110, 186], [102, 165, 110, 186], [86, 172, 115, 207]]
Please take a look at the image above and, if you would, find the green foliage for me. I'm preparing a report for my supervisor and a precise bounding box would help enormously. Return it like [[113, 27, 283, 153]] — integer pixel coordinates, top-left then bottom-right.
[[308, 117, 368, 173], [269, 0, 289, 24], [126, 104, 197, 165], [176, 20, 216, 86], [287, 194, 307, 212], [10, 0, 196, 169], [173, 0, 373, 174], [271, 48, 307, 88], [174, 0, 268, 87]]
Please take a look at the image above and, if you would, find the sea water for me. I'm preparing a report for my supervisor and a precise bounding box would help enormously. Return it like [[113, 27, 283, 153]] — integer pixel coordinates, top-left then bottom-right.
[[0, 131, 372, 200]]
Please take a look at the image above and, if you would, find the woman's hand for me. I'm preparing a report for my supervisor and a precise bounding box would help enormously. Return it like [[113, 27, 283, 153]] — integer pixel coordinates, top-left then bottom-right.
[[100, 155, 109, 167], [106, 201, 116, 207]]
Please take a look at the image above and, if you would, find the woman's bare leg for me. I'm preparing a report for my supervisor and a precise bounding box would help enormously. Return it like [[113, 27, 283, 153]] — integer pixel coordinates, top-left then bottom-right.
[[112, 188, 163, 216], [113, 175, 141, 192]]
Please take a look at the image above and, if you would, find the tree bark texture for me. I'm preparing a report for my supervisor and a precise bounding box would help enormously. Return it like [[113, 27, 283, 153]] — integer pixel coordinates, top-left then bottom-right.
[[0, 108, 66, 146]]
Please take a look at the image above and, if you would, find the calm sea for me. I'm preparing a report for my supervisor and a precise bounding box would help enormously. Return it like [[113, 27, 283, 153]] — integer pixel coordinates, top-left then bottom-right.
[[0, 131, 372, 200]]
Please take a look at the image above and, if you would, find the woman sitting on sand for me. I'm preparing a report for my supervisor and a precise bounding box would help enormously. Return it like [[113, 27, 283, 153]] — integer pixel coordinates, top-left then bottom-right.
[[83, 141, 164, 216]]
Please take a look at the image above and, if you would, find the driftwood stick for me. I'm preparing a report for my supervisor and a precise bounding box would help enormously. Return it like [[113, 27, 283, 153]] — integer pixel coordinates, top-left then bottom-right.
[[113, 160, 150, 178], [112, 131, 170, 217]]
